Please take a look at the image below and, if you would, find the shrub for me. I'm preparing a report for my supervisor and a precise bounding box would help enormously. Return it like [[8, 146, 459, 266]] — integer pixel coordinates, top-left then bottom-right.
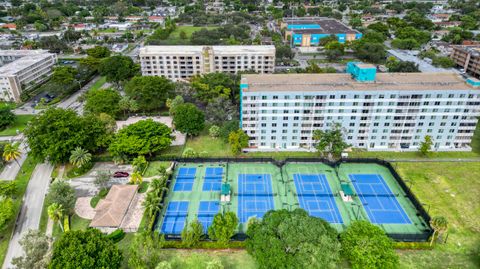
[[107, 229, 126, 243]]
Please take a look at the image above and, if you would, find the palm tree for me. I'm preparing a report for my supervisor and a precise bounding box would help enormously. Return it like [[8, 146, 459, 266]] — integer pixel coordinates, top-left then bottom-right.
[[3, 142, 21, 166], [48, 203, 64, 232], [430, 216, 448, 246], [69, 147, 92, 168], [142, 192, 161, 218], [149, 177, 167, 196], [129, 171, 143, 185]]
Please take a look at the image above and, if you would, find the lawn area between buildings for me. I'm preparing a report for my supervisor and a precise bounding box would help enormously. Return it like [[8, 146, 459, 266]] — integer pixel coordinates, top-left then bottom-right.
[[395, 162, 480, 269], [0, 115, 35, 136], [90, 76, 107, 91], [155, 25, 218, 45], [0, 156, 38, 265]]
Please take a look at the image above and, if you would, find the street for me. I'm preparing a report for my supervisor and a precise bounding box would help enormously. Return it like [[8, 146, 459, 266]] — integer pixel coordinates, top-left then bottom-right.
[[2, 163, 53, 269], [0, 140, 27, 181]]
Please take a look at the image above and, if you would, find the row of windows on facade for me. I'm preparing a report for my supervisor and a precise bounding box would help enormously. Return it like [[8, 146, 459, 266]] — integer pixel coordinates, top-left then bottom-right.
[[244, 93, 478, 100], [243, 100, 480, 107], [242, 114, 474, 121], [144, 64, 270, 70], [251, 134, 469, 142], [252, 141, 466, 147], [142, 56, 271, 60], [247, 125, 471, 134], [143, 60, 271, 65]]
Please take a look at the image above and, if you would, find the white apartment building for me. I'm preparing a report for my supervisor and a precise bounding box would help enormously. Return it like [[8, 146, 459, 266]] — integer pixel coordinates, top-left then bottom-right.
[[0, 50, 57, 102], [139, 45, 275, 80], [240, 63, 480, 152]]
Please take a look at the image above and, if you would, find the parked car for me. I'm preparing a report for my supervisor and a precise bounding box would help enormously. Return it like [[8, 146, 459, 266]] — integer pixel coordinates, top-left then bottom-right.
[[113, 171, 129, 178]]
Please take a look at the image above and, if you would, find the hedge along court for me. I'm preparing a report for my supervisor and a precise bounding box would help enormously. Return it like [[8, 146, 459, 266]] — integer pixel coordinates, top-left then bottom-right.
[[155, 160, 432, 241]]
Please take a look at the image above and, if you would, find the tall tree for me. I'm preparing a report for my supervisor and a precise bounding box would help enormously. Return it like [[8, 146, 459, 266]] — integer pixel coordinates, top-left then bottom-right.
[[52, 66, 78, 85], [419, 135, 433, 156], [340, 220, 399, 269], [45, 180, 76, 215], [86, 46, 111, 58], [128, 231, 165, 269], [84, 88, 122, 118], [3, 142, 21, 166], [181, 219, 204, 247], [50, 229, 123, 269], [324, 40, 345, 61], [124, 76, 174, 111], [172, 103, 205, 136], [47, 203, 64, 232], [228, 130, 249, 155], [24, 108, 111, 164], [108, 119, 173, 158], [0, 196, 14, 232], [313, 124, 350, 160], [246, 209, 340, 269], [99, 56, 139, 86], [129, 171, 143, 185], [11, 230, 52, 269], [0, 107, 15, 130], [208, 212, 238, 245], [69, 147, 92, 168]]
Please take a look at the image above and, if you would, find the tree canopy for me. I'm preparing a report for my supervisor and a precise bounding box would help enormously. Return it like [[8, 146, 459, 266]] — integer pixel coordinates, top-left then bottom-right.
[[108, 119, 173, 159], [51, 66, 78, 85], [208, 212, 238, 245], [190, 73, 238, 104], [246, 209, 341, 269], [24, 108, 111, 164], [340, 221, 399, 269], [84, 88, 121, 118], [313, 124, 350, 160], [99, 56, 138, 85], [173, 103, 205, 136], [45, 180, 76, 215], [49, 229, 123, 269], [124, 76, 174, 111], [0, 107, 15, 130]]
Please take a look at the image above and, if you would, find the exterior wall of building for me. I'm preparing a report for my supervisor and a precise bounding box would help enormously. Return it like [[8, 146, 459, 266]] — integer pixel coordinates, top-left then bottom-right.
[[241, 89, 480, 151], [140, 46, 275, 80], [451, 46, 480, 78], [290, 31, 360, 46]]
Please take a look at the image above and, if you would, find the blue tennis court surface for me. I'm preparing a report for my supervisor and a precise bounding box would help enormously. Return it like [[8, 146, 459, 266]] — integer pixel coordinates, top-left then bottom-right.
[[198, 201, 220, 233], [161, 201, 189, 234], [293, 174, 343, 223], [202, 167, 223, 191], [237, 174, 274, 223], [173, 167, 196, 191], [349, 174, 411, 224]]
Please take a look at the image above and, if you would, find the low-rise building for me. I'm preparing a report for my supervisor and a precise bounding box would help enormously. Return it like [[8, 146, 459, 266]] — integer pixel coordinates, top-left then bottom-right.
[[140, 45, 275, 80], [281, 17, 362, 47], [240, 62, 480, 152], [0, 50, 57, 102], [451, 45, 480, 78]]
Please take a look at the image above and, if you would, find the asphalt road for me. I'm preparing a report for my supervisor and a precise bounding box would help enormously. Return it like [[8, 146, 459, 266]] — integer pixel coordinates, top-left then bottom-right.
[[0, 141, 27, 181], [2, 163, 53, 269]]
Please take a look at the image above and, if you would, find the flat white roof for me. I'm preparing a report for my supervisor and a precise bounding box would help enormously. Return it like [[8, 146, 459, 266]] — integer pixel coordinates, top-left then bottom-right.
[[0, 50, 55, 76], [140, 45, 275, 55]]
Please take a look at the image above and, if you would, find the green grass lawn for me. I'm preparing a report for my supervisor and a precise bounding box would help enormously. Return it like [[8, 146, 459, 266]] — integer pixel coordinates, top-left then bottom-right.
[[156, 25, 218, 45], [0, 156, 38, 265], [0, 115, 35, 136], [90, 76, 107, 91], [144, 161, 172, 178], [395, 162, 480, 269], [185, 135, 233, 157], [52, 214, 91, 239]]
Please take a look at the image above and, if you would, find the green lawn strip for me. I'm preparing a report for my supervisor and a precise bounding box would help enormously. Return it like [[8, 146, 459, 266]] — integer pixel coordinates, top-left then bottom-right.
[[52, 214, 91, 239], [160, 249, 256, 269], [0, 115, 35, 136], [0, 156, 38, 265], [89, 76, 107, 91], [185, 134, 233, 157], [348, 150, 480, 159], [90, 188, 109, 208], [144, 161, 172, 178], [395, 162, 480, 268], [38, 200, 49, 234]]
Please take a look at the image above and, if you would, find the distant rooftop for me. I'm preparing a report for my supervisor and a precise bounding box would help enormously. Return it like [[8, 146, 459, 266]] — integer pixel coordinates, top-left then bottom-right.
[[140, 45, 275, 55], [283, 17, 359, 35], [241, 73, 475, 92], [0, 50, 54, 76]]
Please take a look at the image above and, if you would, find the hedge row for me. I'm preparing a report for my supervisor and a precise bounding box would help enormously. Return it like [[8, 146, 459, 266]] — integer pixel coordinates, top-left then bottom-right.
[[163, 240, 246, 249]]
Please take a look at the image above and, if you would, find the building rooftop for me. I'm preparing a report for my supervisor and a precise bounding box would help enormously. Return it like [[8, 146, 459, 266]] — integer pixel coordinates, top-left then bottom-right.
[[283, 17, 360, 35], [90, 184, 138, 228], [0, 50, 54, 76], [241, 73, 476, 92], [140, 45, 275, 55]]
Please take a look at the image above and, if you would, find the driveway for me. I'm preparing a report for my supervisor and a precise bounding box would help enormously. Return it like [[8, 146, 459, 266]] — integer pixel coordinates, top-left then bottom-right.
[[2, 163, 53, 269], [68, 162, 133, 197]]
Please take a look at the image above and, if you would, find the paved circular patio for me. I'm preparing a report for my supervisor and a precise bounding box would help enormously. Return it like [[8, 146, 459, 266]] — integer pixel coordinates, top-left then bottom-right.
[[74, 197, 96, 220]]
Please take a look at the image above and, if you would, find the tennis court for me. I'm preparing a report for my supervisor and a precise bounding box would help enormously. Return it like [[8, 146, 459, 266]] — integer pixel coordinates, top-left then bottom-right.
[[293, 174, 343, 223], [198, 201, 220, 233], [237, 174, 275, 223], [202, 167, 223, 191], [349, 174, 411, 224], [161, 201, 189, 234], [173, 167, 196, 191]]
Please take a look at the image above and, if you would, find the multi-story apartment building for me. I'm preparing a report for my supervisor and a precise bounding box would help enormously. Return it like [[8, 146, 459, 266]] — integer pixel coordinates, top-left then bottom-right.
[[281, 17, 362, 47], [451, 45, 480, 78], [240, 62, 480, 151], [0, 50, 57, 102], [139, 45, 275, 81]]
